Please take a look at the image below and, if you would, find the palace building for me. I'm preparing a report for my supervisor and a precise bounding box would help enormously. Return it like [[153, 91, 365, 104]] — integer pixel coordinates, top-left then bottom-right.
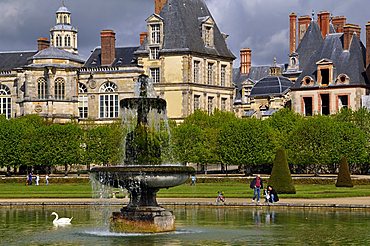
[[0, 0, 235, 123]]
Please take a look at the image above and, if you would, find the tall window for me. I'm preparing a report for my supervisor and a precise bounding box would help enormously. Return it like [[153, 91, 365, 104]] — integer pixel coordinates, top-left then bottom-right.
[[0, 84, 11, 119], [221, 65, 227, 86], [194, 61, 200, 83], [65, 35, 71, 47], [54, 78, 65, 100], [221, 98, 227, 111], [56, 35, 62, 47], [207, 96, 214, 115], [194, 95, 200, 111], [37, 77, 47, 99], [150, 68, 160, 83], [204, 26, 212, 47], [150, 47, 160, 60], [207, 63, 214, 85], [303, 97, 313, 116], [151, 24, 161, 44], [338, 95, 349, 110], [99, 82, 118, 118], [78, 83, 88, 119]]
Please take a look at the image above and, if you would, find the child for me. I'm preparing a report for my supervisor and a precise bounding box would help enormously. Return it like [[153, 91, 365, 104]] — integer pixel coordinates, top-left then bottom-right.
[[216, 191, 225, 203]]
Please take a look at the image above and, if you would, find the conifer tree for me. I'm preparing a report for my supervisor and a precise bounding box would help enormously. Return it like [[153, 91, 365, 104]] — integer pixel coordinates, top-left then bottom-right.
[[336, 156, 354, 187], [269, 148, 296, 194]]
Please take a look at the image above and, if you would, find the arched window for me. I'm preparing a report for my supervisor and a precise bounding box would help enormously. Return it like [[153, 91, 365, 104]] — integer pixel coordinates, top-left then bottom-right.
[[56, 35, 62, 47], [65, 35, 71, 47], [99, 82, 118, 118], [0, 84, 11, 119], [37, 77, 47, 99], [54, 78, 65, 100], [78, 83, 88, 119], [64, 16, 67, 24]]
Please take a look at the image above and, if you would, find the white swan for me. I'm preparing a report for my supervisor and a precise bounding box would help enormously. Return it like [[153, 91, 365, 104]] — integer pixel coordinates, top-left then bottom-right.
[[51, 212, 73, 225]]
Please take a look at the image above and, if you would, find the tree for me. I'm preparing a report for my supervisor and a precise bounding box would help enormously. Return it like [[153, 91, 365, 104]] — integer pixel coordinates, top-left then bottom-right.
[[336, 156, 354, 187], [269, 148, 296, 194]]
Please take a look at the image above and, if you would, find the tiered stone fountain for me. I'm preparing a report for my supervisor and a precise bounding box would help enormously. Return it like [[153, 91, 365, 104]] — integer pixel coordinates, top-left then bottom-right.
[[90, 75, 194, 233]]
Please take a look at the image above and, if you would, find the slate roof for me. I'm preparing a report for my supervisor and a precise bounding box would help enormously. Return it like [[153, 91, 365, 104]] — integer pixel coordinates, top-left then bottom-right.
[[56, 6, 70, 14], [30, 47, 85, 63], [294, 31, 368, 89], [295, 21, 323, 71], [50, 24, 77, 32], [136, 0, 235, 60], [0, 51, 37, 71], [250, 76, 292, 97], [84, 47, 139, 67]]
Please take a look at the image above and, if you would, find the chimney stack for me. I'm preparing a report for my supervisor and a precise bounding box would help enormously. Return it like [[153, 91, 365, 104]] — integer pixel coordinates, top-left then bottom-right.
[[101, 30, 116, 66], [366, 22, 370, 68], [343, 24, 361, 50], [289, 13, 297, 54], [318, 11, 330, 38], [332, 16, 347, 33], [140, 32, 148, 45], [298, 15, 311, 43], [155, 0, 167, 15], [37, 37, 50, 51], [240, 48, 251, 75]]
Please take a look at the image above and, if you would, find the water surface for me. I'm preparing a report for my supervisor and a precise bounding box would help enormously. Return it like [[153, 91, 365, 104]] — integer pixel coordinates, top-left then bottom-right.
[[1, 205, 369, 245]]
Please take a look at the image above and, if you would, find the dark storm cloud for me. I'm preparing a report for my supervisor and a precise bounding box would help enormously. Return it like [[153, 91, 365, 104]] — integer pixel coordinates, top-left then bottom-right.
[[1, 0, 370, 66]]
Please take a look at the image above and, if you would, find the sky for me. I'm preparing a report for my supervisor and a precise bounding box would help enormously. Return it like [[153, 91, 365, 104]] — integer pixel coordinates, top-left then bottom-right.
[[1, 0, 370, 67]]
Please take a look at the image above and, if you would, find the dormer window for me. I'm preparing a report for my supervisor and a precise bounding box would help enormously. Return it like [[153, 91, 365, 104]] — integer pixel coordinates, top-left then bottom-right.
[[316, 59, 334, 86], [301, 76, 314, 86], [336, 74, 350, 84], [200, 16, 215, 47], [150, 24, 161, 44]]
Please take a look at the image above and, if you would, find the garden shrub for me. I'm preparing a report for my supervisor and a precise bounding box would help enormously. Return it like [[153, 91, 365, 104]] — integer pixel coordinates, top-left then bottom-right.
[[269, 148, 296, 194], [336, 157, 354, 187]]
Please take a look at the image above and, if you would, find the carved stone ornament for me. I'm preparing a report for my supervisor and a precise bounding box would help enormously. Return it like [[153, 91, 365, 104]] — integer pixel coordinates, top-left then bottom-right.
[[34, 105, 42, 113], [89, 79, 97, 89]]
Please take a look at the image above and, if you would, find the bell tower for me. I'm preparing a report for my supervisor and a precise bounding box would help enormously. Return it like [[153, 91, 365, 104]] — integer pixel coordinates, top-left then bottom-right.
[[50, 1, 78, 54]]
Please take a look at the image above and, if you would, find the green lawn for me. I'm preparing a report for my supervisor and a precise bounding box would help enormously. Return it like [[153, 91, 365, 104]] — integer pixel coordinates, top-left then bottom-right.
[[1, 182, 370, 199]]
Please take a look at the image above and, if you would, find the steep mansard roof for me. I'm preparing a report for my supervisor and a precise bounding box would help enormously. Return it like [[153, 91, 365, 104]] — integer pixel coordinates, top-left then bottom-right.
[[30, 47, 85, 63], [293, 18, 368, 89], [0, 51, 38, 71], [136, 0, 235, 60], [84, 47, 139, 67]]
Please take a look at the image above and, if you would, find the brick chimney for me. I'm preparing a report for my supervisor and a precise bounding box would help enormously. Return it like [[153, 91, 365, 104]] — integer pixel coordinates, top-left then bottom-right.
[[155, 0, 167, 15], [289, 13, 297, 54], [140, 32, 147, 45], [240, 48, 251, 75], [343, 24, 361, 50], [318, 11, 330, 38], [366, 22, 370, 68], [332, 16, 347, 33], [298, 15, 311, 43], [37, 37, 50, 51], [101, 30, 116, 66]]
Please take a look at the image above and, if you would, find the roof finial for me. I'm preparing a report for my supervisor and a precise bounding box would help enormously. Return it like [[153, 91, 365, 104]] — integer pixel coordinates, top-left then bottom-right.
[[61, 0, 65, 7], [273, 57, 277, 67], [311, 10, 315, 21]]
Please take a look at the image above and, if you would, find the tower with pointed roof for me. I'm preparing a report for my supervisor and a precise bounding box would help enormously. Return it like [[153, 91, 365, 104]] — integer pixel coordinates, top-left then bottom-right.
[[50, 1, 78, 54]]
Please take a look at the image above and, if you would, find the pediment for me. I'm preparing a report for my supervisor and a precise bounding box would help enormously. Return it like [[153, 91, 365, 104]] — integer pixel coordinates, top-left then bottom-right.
[[146, 14, 163, 23], [316, 58, 333, 65], [198, 16, 214, 26]]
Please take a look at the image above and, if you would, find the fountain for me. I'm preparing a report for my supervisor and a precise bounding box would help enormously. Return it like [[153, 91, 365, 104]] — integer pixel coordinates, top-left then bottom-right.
[[90, 74, 195, 233]]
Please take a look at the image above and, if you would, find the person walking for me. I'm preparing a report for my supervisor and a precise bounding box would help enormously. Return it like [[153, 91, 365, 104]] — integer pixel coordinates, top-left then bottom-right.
[[45, 174, 49, 185], [35, 174, 40, 186], [250, 174, 263, 203]]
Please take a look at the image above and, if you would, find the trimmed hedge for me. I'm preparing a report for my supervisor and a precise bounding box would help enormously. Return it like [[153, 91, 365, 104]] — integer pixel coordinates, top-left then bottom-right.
[[0, 177, 90, 184], [336, 157, 354, 187]]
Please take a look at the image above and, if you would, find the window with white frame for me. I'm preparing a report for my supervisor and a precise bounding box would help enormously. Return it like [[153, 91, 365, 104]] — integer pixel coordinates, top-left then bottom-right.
[[150, 47, 160, 60], [150, 68, 160, 83], [99, 81, 118, 118], [37, 77, 47, 99], [78, 83, 88, 119], [204, 26, 212, 47], [207, 63, 214, 85], [221, 65, 227, 86], [194, 95, 200, 111], [0, 84, 11, 119], [65, 35, 71, 47], [54, 77, 65, 100], [207, 96, 214, 115], [150, 24, 161, 44], [221, 98, 227, 111], [194, 61, 200, 83], [56, 35, 62, 47]]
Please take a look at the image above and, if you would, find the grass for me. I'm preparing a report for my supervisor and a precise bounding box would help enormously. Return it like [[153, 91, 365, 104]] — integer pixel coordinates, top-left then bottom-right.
[[1, 182, 370, 199]]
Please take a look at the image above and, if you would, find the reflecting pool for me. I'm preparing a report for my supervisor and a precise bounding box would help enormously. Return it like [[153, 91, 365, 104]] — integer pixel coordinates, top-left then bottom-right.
[[1, 206, 370, 245]]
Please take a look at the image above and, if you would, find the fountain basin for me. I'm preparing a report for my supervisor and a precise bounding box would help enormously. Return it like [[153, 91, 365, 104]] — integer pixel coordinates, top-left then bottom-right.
[[90, 165, 195, 233]]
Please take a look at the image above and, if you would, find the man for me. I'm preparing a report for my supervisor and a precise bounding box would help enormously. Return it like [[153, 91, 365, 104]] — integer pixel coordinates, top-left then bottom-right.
[[250, 174, 263, 203]]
